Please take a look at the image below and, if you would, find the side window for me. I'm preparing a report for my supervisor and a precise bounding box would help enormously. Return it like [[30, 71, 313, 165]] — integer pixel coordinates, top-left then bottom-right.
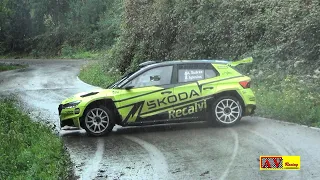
[[127, 66, 173, 88], [178, 63, 217, 83], [205, 69, 216, 79]]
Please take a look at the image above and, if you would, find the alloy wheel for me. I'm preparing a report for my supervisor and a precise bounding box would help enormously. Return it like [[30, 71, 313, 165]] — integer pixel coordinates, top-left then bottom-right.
[[215, 99, 241, 124], [85, 108, 110, 134]]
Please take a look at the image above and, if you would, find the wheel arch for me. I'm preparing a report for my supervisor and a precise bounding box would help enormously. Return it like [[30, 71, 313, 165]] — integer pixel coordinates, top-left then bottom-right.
[[207, 90, 245, 115], [81, 99, 122, 126]]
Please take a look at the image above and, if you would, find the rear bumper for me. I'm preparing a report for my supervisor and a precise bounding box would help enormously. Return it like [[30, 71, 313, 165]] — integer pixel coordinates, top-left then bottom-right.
[[244, 104, 256, 116]]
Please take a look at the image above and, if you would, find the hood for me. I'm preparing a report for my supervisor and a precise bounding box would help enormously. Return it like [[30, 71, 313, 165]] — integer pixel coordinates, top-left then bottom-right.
[[61, 89, 116, 104]]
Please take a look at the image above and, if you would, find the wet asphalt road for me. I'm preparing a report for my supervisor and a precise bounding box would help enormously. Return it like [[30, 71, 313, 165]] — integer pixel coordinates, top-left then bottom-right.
[[1, 59, 320, 180]]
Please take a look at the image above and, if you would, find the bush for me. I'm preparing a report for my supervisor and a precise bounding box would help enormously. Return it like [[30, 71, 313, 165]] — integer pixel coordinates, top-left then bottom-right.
[[108, 0, 320, 74], [253, 76, 320, 127]]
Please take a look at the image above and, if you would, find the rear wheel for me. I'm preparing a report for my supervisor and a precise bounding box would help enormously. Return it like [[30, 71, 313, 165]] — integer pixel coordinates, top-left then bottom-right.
[[82, 106, 114, 136], [210, 96, 242, 126]]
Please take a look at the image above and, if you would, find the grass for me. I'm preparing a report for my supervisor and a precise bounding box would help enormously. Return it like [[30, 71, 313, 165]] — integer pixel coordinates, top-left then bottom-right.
[[0, 98, 72, 180], [1, 49, 100, 60], [0, 52, 34, 59], [59, 51, 100, 59], [0, 63, 27, 72], [79, 62, 320, 127], [252, 76, 320, 127], [78, 61, 120, 88]]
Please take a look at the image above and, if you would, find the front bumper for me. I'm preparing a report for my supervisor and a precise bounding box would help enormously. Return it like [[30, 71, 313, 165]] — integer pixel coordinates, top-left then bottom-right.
[[58, 104, 83, 128]]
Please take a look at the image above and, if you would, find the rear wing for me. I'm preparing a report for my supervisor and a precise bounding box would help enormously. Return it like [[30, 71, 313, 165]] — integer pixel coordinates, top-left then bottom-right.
[[228, 57, 253, 66]]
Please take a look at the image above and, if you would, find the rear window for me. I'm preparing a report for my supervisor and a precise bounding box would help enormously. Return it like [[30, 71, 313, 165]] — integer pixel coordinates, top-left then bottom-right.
[[178, 63, 218, 83]]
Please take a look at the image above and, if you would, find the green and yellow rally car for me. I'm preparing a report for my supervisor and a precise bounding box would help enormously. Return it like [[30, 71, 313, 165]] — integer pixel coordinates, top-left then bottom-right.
[[58, 57, 256, 136]]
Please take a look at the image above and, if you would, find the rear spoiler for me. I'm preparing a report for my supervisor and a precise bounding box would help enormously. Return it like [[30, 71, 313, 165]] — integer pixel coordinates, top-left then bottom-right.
[[228, 57, 253, 66]]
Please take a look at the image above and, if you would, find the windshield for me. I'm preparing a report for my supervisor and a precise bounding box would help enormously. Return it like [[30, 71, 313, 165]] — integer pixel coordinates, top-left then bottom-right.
[[107, 71, 136, 89]]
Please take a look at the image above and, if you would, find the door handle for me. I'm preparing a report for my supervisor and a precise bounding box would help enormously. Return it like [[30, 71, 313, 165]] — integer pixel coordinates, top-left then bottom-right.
[[161, 91, 172, 95], [203, 87, 214, 90]]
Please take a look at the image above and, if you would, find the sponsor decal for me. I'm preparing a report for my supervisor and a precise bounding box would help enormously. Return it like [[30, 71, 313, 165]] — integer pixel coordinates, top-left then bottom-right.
[[146, 90, 200, 110], [123, 101, 144, 123], [223, 71, 233, 76], [260, 156, 300, 170], [112, 90, 120, 94], [169, 100, 207, 119]]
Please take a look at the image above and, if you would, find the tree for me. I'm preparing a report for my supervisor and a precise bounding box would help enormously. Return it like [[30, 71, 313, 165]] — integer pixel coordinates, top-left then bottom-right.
[[0, 0, 32, 53]]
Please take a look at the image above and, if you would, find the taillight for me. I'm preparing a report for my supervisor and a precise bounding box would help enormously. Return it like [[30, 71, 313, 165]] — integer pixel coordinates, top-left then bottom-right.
[[239, 81, 251, 88]]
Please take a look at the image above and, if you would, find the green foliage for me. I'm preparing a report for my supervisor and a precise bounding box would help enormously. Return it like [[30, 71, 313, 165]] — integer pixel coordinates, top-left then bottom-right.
[[78, 61, 121, 88], [253, 76, 320, 127], [64, 0, 122, 51], [109, 0, 320, 73], [0, 0, 32, 53], [0, 98, 72, 179], [1, 0, 122, 57], [60, 44, 99, 59], [0, 63, 27, 72]]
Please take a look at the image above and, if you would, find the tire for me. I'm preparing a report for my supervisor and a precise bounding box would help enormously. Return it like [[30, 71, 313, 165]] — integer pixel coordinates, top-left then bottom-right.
[[209, 96, 243, 126], [82, 105, 115, 136]]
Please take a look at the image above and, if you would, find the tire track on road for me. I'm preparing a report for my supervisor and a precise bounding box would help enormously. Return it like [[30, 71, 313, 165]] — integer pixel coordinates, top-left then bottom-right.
[[219, 128, 239, 180], [123, 135, 169, 180], [81, 138, 105, 180]]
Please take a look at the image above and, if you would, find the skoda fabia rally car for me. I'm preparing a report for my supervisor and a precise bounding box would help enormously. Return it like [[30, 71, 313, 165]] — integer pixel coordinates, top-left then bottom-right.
[[58, 57, 256, 136]]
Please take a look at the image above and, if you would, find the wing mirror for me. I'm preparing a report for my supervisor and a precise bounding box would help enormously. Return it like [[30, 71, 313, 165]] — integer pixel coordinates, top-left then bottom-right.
[[124, 85, 134, 90]]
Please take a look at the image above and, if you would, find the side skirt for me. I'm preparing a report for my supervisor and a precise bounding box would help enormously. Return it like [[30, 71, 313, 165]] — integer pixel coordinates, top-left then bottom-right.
[[123, 117, 205, 126]]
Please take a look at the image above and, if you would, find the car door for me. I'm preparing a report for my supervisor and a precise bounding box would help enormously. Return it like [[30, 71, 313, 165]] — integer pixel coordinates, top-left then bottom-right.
[[197, 63, 219, 98], [117, 65, 175, 124], [170, 63, 206, 120]]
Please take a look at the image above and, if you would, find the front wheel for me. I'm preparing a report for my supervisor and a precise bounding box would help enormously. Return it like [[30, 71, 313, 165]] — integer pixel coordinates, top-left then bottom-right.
[[82, 106, 114, 136], [210, 96, 242, 126]]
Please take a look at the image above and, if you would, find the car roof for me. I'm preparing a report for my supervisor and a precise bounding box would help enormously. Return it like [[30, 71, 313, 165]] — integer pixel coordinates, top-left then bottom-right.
[[140, 59, 230, 68]]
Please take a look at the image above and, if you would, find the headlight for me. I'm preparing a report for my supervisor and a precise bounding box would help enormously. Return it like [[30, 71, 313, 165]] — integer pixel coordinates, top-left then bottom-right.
[[63, 100, 82, 109]]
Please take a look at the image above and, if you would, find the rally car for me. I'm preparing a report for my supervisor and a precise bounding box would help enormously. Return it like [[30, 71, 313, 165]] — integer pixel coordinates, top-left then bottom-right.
[[58, 57, 256, 136]]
